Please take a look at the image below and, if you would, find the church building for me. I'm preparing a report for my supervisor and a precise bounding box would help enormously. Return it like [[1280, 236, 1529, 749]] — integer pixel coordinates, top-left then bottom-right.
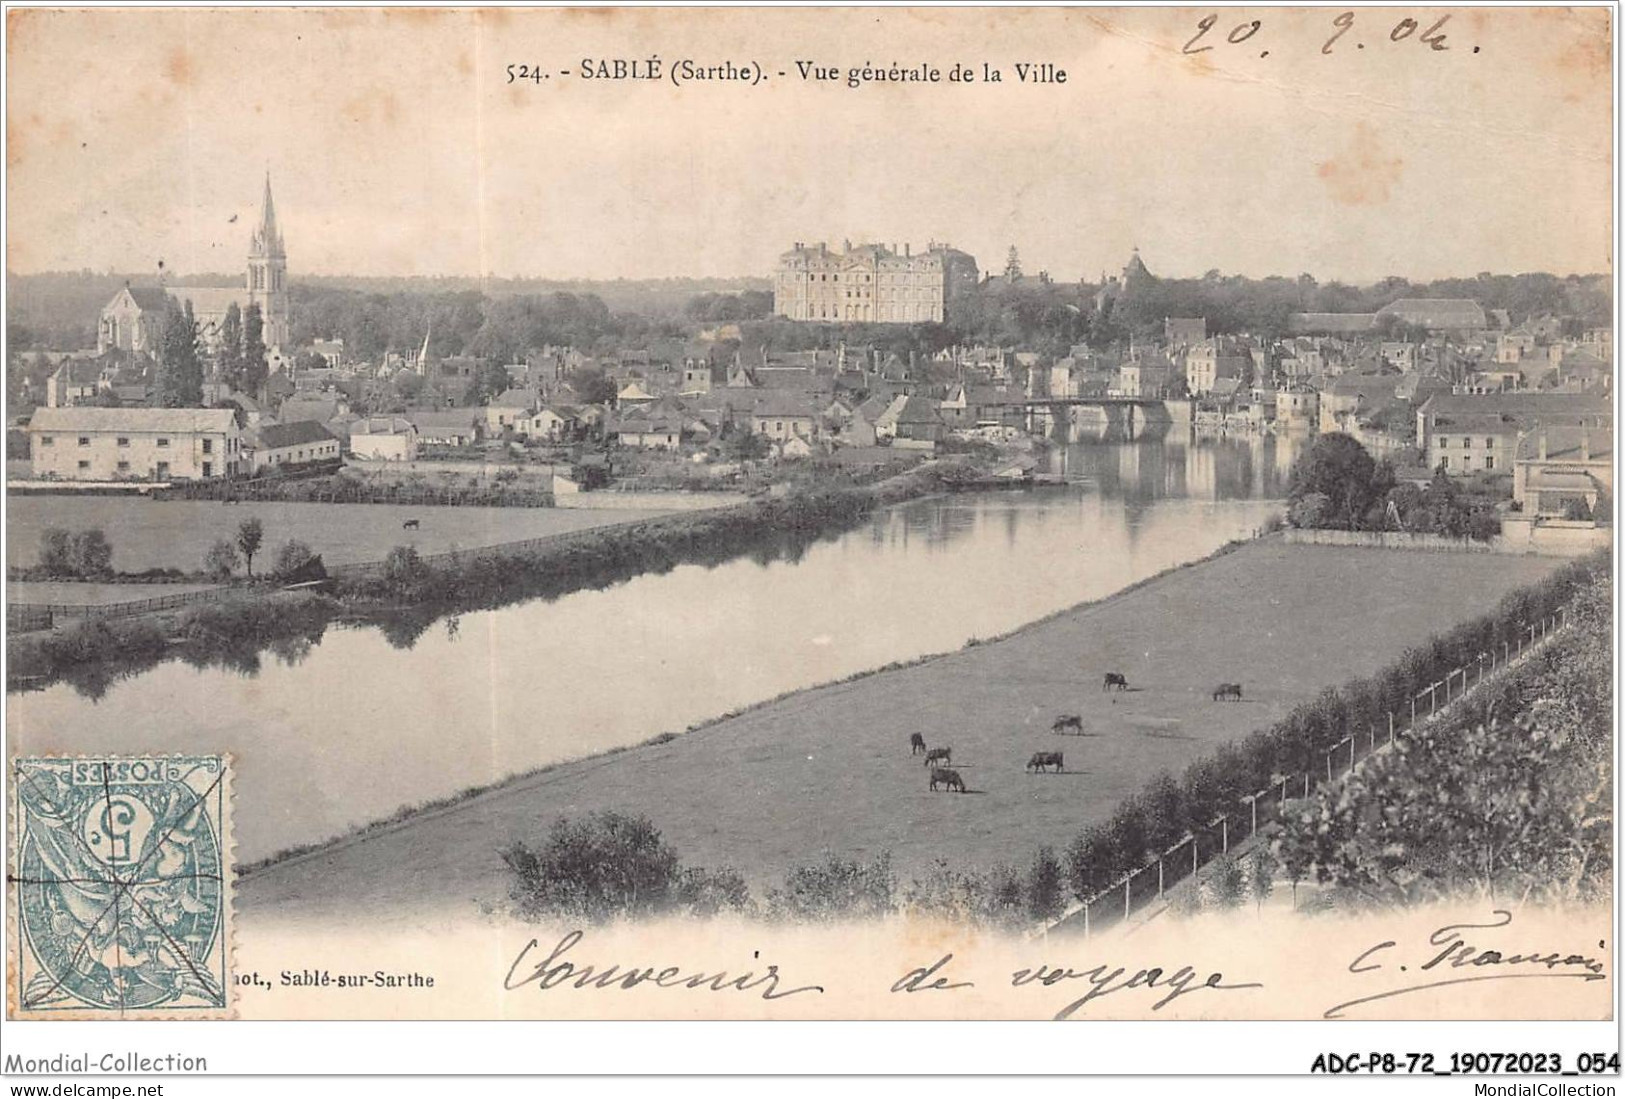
[[98, 173, 292, 356]]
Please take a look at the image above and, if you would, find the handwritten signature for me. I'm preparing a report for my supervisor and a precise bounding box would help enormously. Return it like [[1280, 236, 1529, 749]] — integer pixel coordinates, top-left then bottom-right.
[[504, 930, 825, 1000], [1325, 910, 1608, 1019], [892, 952, 1263, 1020]]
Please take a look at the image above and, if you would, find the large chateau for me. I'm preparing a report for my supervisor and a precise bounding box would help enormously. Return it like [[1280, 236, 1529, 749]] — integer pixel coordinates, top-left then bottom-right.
[[772, 240, 979, 324], [97, 173, 292, 355]]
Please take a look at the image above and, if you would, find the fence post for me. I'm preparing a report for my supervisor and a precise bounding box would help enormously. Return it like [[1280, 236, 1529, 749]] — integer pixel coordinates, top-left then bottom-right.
[[1124, 874, 1132, 920], [1350, 736, 1357, 772], [1303, 771, 1311, 798], [1083, 900, 1090, 940], [1325, 751, 1333, 784], [1410, 695, 1416, 727], [1249, 795, 1258, 837], [1388, 711, 1395, 746], [1157, 857, 1164, 899]]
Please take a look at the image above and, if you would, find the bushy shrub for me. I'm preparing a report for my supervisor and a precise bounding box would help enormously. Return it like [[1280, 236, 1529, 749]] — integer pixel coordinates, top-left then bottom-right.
[[272, 539, 316, 578], [1026, 846, 1066, 922], [901, 859, 1017, 928], [500, 811, 682, 923], [203, 539, 239, 580], [38, 527, 113, 577], [765, 852, 895, 922], [499, 810, 751, 923], [1204, 854, 1247, 909], [1288, 492, 1331, 530], [39, 527, 73, 576], [70, 529, 113, 576], [675, 866, 753, 919]]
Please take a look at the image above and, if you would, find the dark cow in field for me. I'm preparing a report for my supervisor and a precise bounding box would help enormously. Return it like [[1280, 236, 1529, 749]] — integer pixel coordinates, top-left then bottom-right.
[[1027, 751, 1065, 773], [923, 747, 952, 767], [909, 732, 927, 755], [1103, 672, 1128, 692], [403, 518, 421, 530], [1212, 682, 1243, 702], [1052, 714, 1083, 735], [929, 767, 966, 793]]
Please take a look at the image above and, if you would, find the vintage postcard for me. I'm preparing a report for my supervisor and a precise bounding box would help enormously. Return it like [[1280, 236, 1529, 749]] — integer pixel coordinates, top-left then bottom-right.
[[1, 1, 1615, 1075]]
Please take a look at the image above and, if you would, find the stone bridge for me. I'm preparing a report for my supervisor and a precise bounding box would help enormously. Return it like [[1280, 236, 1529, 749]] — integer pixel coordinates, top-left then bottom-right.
[[1020, 398, 1179, 442]]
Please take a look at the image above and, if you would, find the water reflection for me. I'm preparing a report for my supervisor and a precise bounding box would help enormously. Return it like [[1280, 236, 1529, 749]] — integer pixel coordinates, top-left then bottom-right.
[[10, 438, 1288, 865], [1046, 430, 1302, 504]]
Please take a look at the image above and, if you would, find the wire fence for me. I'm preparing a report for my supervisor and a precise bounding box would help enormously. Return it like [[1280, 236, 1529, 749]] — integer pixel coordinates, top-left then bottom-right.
[[7, 585, 234, 630], [1056, 607, 1569, 940]]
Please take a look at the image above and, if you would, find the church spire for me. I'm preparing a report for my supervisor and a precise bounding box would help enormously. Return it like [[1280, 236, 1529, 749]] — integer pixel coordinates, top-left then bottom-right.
[[246, 170, 290, 350], [252, 171, 283, 258]]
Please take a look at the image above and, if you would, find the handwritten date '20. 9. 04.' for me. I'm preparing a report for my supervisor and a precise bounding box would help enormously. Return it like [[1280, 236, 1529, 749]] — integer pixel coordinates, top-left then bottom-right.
[[1184, 11, 1477, 58]]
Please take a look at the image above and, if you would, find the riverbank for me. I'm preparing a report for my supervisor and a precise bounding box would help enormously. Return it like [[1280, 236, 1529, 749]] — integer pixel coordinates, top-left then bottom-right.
[[6, 461, 976, 692], [236, 539, 1560, 925]]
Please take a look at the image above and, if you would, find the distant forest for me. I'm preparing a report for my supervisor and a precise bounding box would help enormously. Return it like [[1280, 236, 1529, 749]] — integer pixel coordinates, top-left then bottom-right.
[[6, 267, 1610, 366]]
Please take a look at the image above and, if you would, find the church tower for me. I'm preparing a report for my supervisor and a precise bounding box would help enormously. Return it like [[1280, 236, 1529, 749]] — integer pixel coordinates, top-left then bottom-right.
[[247, 172, 290, 350]]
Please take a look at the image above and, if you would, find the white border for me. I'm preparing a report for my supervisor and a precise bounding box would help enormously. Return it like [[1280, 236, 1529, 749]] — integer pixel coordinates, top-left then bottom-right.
[[1, 0, 1618, 1083]]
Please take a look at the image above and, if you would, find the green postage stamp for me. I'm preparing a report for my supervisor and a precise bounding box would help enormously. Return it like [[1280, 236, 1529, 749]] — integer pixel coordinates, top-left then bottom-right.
[[9, 755, 233, 1019]]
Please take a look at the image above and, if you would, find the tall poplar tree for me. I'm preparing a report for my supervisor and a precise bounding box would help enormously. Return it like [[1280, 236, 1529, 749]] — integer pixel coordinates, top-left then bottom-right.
[[157, 296, 203, 407], [242, 302, 269, 398], [218, 301, 244, 391]]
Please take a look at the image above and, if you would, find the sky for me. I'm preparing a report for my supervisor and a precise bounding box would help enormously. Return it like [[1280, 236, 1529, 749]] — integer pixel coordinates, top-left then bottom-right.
[[4, 6, 1613, 284]]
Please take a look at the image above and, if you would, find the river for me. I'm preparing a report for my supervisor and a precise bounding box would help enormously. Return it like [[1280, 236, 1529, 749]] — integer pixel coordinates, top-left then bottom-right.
[[7, 432, 1299, 866]]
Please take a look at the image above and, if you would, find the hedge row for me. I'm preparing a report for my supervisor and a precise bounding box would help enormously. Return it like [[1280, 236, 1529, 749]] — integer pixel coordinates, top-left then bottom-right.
[[335, 462, 969, 615], [1061, 548, 1610, 900]]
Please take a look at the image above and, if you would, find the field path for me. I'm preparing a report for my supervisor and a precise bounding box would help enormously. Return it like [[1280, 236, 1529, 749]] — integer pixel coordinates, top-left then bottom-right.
[[238, 540, 1558, 926]]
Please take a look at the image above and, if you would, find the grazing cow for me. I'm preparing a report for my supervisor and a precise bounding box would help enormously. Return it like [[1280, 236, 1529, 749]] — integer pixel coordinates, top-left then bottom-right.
[[1103, 672, 1129, 692], [403, 519, 421, 530], [909, 732, 927, 755], [1212, 682, 1243, 702], [1027, 751, 1065, 773], [929, 767, 966, 793], [923, 747, 952, 768], [1052, 714, 1083, 735]]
